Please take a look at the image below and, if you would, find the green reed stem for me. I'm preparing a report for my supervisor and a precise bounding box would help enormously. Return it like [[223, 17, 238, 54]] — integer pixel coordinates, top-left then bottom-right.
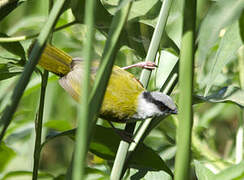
[[72, 0, 96, 179], [32, 70, 48, 180], [174, 0, 196, 179], [115, 0, 174, 179]]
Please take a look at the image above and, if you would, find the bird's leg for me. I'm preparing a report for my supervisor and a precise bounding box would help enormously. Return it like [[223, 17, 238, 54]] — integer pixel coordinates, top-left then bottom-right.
[[121, 61, 158, 70], [107, 121, 134, 143]]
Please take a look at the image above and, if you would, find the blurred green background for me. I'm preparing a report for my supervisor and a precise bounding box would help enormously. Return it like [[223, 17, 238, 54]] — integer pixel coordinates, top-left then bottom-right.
[[0, 0, 243, 179]]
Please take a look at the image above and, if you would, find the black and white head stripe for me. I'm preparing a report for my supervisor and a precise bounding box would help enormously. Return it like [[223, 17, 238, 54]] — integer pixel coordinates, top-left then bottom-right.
[[143, 91, 177, 114]]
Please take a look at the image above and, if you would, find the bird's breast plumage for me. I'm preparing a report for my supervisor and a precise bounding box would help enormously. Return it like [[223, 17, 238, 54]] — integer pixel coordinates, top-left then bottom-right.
[[58, 61, 145, 122], [101, 66, 144, 122]]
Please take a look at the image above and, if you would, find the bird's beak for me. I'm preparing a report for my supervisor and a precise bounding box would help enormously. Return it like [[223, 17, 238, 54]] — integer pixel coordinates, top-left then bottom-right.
[[171, 109, 178, 114]]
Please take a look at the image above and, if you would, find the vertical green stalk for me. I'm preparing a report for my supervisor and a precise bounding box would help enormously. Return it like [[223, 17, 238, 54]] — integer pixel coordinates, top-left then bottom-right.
[[130, 0, 173, 147], [0, 0, 65, 141], [72, 0, 96, 179], [174, 0, 196, 179], [89, 1, 132, 119], [32, 70, 48, 180], [139, 0, 173, 87], [32, 2, 53, 179], [111, 0, 173, 179], [236, 46, 244, 163]]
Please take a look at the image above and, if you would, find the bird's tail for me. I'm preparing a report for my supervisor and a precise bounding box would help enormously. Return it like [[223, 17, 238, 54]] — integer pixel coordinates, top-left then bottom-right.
[[28, 43, 72, 76]]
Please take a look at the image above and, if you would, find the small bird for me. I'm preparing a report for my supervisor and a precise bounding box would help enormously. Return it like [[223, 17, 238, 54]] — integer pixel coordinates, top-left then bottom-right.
[[37, 44, 177, 123]]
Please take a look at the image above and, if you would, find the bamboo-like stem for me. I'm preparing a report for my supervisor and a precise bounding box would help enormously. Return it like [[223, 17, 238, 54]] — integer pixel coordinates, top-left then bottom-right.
[[120, 75, 178, 177], [32, 3, 52, 179], [130, 0, 174, 148], [139, 0, 173, 87], [84, 2, 133, 180], [113, 0, 173, 179], [72, 0, 96, 179], [0, 0, 65, 142], [88, 2, 132, 118], [174, 0, 196, 179], [236, 46, 244, 163], [111, 141, 130, 180], [0, 21, 77, 43], [32, 70, 48, 180]]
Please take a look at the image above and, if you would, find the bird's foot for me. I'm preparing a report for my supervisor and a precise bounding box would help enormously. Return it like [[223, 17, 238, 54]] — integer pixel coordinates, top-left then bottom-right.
[[122, 61, 158, 70], [108, 121, 134, 143]]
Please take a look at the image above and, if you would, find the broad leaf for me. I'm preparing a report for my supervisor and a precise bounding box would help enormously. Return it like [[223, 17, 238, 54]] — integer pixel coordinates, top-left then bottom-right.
[[0, 0, 24, 21], [214, 161, 244, 180], [44, 119, 72, 131], [0, 142, 16, 172], [198, 0, 244, 66], [71, 0, 178, 58], [102, 0, 160, 27], [2, 170, 54, 180], [42, 125, 172, 175], [204, 22, 242, 95], [130, 170, 172, 180], [238, 46, 244, 88], [84, 167, 109, 180], [0, 63, 23, 81], [0, 33, 26, 60], [195, 86, 244, 108], [239, 10, 244, 43], [156, 50, 178, 90], [194, 160, 215, 180], [71, 0, 112, 27]]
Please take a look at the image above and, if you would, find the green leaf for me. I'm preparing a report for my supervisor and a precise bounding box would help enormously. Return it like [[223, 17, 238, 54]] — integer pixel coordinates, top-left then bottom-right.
[[84, 167, 109, 180], [238, 46, 244, 88], [44, 119, 72, 131], [195, 86, 244, 108], [7, 15, 46, 35], [0, 63, 23, 81], [214, 161, 244, 180], [0, 55, 20, 64], [89, 125, 120, 160], [91, 126, 172, 174], [155, 50, 178, 90], [0, 142, 16, 172], [194, 160, 215, 180], [42, 125, 172, 174], [71, 0, 179, 58], [0, 0, 24, 21], [2, 170, 54, 180], [165, 0, 183, 47], [130, 170, 172, 180], [70, 0, 85, 22], [129, 143, 172, 174], [204, 22, 242, 95], [71, 0, 147, 57], [239, 10, 244, 43], [102, 0, 161, 27], [71, 0, 112, 27], [198, 0, 244, 65], [0, 33, 26, 60]]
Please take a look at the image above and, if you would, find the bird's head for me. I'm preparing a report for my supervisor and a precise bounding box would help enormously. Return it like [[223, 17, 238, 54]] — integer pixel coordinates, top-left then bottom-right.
[[133, 91, 177, 119]]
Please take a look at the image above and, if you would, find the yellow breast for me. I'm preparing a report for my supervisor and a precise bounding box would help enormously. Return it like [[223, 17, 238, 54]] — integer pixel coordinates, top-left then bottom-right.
[[101, 66, 144, 121], [58, 61, 145, 122]]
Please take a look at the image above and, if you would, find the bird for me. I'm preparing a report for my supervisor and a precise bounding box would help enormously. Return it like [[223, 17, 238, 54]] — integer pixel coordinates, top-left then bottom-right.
[[36, 44, 178, 123]]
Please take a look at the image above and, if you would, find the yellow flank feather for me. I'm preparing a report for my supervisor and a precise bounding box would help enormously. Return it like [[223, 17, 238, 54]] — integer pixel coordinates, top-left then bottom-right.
[[100, 66, 144, 121], [59, 60, 145, 122], [37, 44, 72, 75]]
